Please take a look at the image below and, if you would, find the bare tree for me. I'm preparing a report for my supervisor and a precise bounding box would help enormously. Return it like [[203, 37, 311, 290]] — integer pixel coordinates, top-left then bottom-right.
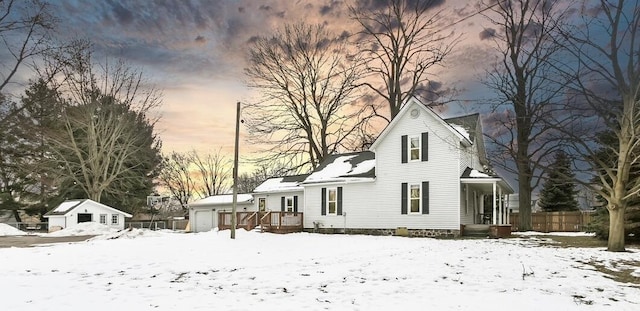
[[0, 0, 55, 93], [235, 161, 292, 194], [158, 152, 196, 208], [350, 0, 458, 122], [481, 0, 572, 231], [190, 149, 231, 198], [562, 0, 640, 251], [46, 49, 162, 204], [244, 23, 369, 171]]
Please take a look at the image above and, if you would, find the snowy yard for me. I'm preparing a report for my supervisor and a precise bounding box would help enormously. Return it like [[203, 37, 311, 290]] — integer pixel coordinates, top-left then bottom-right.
[[1, 224, 639, 311]]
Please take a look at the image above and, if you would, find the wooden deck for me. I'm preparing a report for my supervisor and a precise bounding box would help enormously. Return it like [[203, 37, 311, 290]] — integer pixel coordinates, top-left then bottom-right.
[[218, 211, 303, 234]]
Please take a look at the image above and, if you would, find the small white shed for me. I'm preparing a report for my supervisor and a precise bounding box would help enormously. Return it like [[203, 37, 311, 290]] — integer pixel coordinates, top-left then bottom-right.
[[188, 194, 254, 232], [44, 199, 132, 232]]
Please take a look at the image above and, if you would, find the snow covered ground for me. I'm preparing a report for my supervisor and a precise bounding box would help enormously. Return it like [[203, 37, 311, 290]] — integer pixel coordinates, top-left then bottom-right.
[[1, 228, 638, 311]]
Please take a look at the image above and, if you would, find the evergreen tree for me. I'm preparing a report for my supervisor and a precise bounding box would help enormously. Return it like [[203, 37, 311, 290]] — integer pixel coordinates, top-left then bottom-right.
[[538, 150, 579, 212]]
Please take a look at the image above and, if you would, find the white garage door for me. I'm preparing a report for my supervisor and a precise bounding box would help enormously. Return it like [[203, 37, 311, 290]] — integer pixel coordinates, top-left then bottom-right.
[[194, 210, 215, 232]]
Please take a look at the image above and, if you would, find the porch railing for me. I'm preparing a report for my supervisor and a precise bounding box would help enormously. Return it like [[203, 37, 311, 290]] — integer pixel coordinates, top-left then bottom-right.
[[218, 211, 303, 233], [260, 211, 303, 234]]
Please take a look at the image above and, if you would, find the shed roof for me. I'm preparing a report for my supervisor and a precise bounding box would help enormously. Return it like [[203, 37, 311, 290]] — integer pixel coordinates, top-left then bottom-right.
[[44, 199, 132, 217]]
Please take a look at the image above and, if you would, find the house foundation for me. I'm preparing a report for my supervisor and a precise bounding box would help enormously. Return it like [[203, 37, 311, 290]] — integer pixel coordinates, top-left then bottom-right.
[[306, 228, 460, 238]]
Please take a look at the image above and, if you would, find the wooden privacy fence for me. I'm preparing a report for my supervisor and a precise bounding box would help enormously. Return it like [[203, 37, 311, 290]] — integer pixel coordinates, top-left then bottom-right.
[[509, 211, 594, 232]]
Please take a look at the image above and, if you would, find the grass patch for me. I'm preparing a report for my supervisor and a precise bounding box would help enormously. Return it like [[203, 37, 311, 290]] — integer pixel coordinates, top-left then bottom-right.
[[541, 235, 608, 248], [585, 260, 640, 286]]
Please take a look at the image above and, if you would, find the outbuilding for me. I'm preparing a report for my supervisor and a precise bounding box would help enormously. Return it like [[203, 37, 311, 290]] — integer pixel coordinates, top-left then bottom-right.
[[44, 199, 132, 232], [188, 194, 254, 232]]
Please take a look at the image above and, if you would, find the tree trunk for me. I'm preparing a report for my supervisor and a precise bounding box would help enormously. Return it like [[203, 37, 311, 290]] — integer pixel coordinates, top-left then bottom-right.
[[518, 181, 532, 231], [607, 205, 626, 252]]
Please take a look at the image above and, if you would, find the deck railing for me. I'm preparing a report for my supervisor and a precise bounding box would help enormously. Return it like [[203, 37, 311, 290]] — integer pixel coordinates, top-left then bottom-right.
[[219, 211, 303, 233]]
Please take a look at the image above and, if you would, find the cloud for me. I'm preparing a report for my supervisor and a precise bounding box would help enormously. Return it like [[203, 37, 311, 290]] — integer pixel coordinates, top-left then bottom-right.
[[479, 28, 496, 40]]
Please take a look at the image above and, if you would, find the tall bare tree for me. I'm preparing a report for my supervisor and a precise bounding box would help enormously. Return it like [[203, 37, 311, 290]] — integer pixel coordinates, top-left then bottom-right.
[[244, 23, 368, 170], [350, 0, 458, 122], [190, 149, 231, 198], [46, 49, 162, 204], [0, 0, 55, 94], [563, 0, 640, 251], [158, 152, 195, 209], [481, 0, 572, 231]]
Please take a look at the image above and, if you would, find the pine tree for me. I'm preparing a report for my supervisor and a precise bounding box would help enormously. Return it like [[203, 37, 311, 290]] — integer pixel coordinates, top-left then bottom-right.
[[539, 150, 579, 212]]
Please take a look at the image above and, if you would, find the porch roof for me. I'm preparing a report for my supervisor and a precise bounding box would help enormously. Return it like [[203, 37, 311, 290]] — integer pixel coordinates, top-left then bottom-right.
[[460, 167, 514, 194]]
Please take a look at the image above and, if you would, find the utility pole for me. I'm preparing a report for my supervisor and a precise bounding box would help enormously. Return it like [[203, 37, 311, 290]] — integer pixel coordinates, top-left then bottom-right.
[[231, 101, 241, 239]]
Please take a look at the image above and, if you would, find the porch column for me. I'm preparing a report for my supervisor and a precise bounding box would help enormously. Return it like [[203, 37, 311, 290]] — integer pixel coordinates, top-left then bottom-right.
[[479, 194, 484, 224], [465, 184, 469, 216], [492, 182, 497, 225], [498, 186, 503, 225], [506, 194, 510, 224]]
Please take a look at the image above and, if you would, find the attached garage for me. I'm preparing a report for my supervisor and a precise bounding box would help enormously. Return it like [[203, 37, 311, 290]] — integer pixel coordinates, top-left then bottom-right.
[[188, 194, 255, 232]]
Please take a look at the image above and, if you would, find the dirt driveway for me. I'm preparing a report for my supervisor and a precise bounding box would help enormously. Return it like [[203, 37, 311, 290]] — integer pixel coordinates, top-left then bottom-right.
[[0, 235, 94, 248]]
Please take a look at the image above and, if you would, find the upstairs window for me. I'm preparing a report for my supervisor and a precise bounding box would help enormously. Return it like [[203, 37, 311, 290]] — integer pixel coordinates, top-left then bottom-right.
[[410, 136, 420, 161], [402, 133, 428, 163]]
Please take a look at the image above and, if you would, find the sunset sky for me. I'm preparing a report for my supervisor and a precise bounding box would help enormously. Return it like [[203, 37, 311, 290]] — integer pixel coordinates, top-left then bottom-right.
[[41, 0, 498, 160]]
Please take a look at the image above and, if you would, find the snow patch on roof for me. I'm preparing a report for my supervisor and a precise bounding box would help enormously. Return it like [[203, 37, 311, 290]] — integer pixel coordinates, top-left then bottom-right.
[[305, 152, 375, 184], [469, 169, 490, 178], [190, 194, 253, 207], [254, 177, 301, 193], [450, 124, 471, 142], [52, 200, 83, 213]]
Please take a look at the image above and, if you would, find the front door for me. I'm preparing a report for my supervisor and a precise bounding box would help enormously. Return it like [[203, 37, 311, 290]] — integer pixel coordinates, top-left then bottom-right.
[[77, 213, 92, 223]]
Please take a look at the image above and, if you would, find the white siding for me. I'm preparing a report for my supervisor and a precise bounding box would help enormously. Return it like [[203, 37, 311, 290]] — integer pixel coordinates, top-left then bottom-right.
[[371, 106, 462, 230], [48, 216, 66, 230], [303, 103, 466, 231], [253, 191, 304, 212]]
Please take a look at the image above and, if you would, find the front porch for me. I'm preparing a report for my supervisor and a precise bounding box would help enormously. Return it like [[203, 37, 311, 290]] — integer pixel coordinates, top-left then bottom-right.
[[460, 168, 514, 236], [218, 211, 304, 234]]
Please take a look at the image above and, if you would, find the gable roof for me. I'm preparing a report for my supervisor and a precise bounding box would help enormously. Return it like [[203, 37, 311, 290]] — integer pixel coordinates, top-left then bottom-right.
[[44, 199, 132, 217], [369, 97, 472, 151], [302, 151, 375, 184], [189, 194, 254, 207], [253, 174, 309, 193]]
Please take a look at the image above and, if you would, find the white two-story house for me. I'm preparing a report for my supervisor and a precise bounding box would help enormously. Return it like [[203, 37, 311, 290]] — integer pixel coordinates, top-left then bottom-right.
[[193, 97, 513, 236]]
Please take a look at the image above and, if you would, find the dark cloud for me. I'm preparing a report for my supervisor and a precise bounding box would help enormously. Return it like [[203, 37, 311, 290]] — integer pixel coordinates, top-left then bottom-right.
[[111, 2, 134, 25], [479, 28, 496, 40], [355, 0, 445, 12], [320, 5, 333, 15]]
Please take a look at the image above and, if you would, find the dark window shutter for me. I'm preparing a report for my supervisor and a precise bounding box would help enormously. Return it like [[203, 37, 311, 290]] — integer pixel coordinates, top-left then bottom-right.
[[281, 196, 285, 212], [422, 181, 429, 214], [293, 196, 298, 213], [422, 132, 428, 161], [321, 188, 327, 215], [401, 183, 408, 214], [337, 187, 343, 215], [401, 135, 408, 163]]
